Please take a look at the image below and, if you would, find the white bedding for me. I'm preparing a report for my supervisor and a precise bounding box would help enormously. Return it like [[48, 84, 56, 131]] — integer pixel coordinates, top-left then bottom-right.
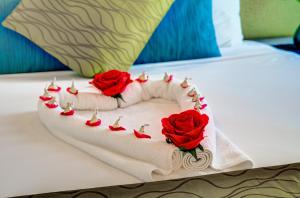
[[0, 41, 300, 197]]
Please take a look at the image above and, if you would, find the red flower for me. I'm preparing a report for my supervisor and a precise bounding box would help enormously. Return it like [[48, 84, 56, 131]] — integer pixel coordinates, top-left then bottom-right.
[[91, 70, 132, 97], [161, 110, 209, 150]]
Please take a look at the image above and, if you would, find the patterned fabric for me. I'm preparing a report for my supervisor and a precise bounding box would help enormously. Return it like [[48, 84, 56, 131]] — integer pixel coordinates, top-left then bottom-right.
[[0, 0, 67, 75], [18, 163, 300, 198], [3, 0, 173, 77], [135, 0, 221, 65], [240, 0, 300, 39]]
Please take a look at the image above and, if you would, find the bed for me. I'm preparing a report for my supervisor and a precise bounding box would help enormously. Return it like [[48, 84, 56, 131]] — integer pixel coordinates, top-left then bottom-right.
[[0, 41, 300, 197]]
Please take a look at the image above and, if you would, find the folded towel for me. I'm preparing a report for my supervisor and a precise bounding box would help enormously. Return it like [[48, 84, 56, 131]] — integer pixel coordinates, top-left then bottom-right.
[[60, 85, 118, 110], [39, 78, 253, 181]]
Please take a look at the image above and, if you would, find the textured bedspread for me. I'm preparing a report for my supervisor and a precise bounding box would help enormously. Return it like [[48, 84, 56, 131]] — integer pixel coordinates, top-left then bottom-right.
[[18, 163, 300, 198]]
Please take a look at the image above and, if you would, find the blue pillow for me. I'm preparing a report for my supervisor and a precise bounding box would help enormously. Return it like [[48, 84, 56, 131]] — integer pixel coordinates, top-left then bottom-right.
[[135, 0, 221, 64], [0, 0, 67, 74]]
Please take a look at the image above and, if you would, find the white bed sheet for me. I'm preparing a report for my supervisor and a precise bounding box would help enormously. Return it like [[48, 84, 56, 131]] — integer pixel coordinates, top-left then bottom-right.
[[0, 41, 300, 197]]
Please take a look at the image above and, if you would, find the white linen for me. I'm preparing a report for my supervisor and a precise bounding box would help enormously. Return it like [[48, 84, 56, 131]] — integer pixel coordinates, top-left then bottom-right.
[[41, 80, 252, 180], [213, 0, 243, 47], [1, 42, 300, 197]]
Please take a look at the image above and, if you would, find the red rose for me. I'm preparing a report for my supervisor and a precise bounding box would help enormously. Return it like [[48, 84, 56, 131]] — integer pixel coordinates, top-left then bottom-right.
[[161, 110, 209, 150], [92, 70, 133, 96]]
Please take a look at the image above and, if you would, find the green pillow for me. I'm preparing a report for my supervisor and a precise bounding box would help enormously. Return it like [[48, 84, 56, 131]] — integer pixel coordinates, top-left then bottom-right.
[[3, 0, 173, 77], [241, 0, 300, 39]]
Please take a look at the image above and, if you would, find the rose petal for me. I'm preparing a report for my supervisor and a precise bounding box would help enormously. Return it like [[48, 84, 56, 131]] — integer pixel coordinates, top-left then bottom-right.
[[48, 86, 61, 92], [39, 96, 52, 101], [45, 103, 58, 109], [109, 125, 126, 131], [134, 130, 151, 139], [60, 110, 75, 116], [66, 87, 78, 95], [85, 119, 101, 127]]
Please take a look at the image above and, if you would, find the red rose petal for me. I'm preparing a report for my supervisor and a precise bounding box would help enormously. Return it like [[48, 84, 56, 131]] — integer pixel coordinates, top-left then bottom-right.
[[60, 110, 75, 116], [66, 87, 78, 95], [109, 125, 126, 131], [48, 86, 61, 92], [200, 97, 205, 101], [92, 70, 132, 96], [86, 119, 101, 127], [165, 75, 173, 83], [45, 103, 58, 109], [134, 130, 151, 139], [200, 104, 207, 110], [136, 78, 148, 83], [39, 96, 52, 101], [161, 109, 209, 150]]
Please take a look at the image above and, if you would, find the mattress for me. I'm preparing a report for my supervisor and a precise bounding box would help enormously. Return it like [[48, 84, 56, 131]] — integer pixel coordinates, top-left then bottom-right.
[[0, 41, 300, 197]]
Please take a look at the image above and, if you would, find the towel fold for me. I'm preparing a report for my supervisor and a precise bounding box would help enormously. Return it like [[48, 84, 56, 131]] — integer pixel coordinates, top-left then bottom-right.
[[39, 78, 253, 181], [182, 149, 212, 171]]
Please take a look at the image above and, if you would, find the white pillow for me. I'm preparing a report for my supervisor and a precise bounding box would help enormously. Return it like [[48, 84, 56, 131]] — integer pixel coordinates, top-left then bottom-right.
[[213, 0, 243, 47]]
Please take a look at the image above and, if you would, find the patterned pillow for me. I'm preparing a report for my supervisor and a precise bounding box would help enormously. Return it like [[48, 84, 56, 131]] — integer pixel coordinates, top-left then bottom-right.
[[0, 0, 67, 75], [2, 0, 173, 77]]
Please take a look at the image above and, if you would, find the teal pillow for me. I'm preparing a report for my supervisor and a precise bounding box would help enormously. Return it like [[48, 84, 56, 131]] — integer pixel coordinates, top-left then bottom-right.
[[135, 0, 221, 64], [0, 0, 67, 74]]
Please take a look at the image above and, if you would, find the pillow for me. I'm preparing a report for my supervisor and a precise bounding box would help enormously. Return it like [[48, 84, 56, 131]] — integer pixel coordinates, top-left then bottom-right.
[[135, 0, 221, 65], [212, 0, 243, 47], [240, 0, 300, 39], [0, 0, 67, 74], [3, 0, 174, 77]]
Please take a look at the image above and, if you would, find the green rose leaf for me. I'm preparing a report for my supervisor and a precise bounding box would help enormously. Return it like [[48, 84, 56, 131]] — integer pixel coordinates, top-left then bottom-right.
[[188, 149, 198, 161], [198, 144, 204, 152]]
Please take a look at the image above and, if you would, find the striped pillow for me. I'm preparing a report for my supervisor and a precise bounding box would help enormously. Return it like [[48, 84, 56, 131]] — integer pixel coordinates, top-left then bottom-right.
[[3, 0, 173, 77]]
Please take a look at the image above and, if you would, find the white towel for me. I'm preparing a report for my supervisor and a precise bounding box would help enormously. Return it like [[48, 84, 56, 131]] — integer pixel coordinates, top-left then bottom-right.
[[59, 84, 118, 110], [39, 78, 253, 181]]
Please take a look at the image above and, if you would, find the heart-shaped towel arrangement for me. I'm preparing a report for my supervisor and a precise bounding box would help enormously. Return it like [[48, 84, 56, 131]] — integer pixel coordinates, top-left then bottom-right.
[[38, 71, 253, 181]]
